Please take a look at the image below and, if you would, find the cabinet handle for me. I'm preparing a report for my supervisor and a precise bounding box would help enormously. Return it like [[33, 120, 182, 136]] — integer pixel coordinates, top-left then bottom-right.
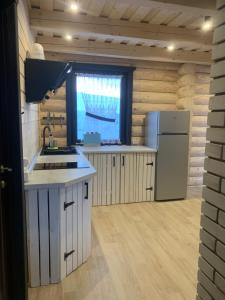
[[113, 156, 116, 167], [84, 182, 88, 199], [146, 187, 153, 191], [122, 155, 125, 166], [64, 250, 75, 260], [146, 162, 153, 166], [64, 201, 74, 210]]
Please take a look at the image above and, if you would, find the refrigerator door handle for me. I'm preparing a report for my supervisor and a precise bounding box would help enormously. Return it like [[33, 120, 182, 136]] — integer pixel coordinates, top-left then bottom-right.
[[157, 134, 159, 149]]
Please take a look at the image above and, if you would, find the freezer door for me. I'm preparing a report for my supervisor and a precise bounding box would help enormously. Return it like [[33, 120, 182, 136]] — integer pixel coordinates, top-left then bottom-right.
[[159, 111, 190, 134], [155, 135, 189, 200], [145, 112, 159, 149]]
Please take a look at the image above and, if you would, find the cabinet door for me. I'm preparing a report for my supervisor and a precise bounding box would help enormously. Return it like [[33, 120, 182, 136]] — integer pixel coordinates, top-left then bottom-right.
[[88, 153, 110, 206], [82, 179, 92, 262], [111, 154, 121, 204], [63, 180, 92, 273], [64, 185, 75, 276], [93, 154, 100, 206], [120, 153, 137, 203], [86, 154, 95, 206], [136, 153, 155, 202], [100, 154, 107, 205], [106, 154, 112, 205]]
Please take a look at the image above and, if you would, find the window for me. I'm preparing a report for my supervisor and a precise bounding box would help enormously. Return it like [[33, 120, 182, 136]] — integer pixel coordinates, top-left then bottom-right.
[[66, 63, 135, 145], [76, 74, 122, 143]]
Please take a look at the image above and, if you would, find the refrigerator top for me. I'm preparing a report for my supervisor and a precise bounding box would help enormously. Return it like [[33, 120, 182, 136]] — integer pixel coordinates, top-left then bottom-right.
[[146, 111, 190, 134]]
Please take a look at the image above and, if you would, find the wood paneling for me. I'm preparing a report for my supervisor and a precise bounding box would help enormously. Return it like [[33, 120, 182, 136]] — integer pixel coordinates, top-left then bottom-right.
[[176, 63, 210, 188], [133, 92, 177, 104], [37, 36, 211, 64], [31, 8, 212, 50], [18, 0, 39, 164]]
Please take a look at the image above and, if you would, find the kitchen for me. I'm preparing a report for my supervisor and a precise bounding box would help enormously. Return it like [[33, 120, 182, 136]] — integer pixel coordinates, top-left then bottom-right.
[[1, 1, 225, 300]]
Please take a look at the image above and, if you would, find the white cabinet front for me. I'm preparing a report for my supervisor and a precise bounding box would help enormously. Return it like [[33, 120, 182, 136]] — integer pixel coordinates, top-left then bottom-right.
[[86, 152, 155, 206], [26, 179, 92, 287]]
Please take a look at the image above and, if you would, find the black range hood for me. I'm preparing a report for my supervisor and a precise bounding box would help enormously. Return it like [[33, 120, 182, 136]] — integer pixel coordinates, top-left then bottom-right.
[[25, 58, 72, 103]]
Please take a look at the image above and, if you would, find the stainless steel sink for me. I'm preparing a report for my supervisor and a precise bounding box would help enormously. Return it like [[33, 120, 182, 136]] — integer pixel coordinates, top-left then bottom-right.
[[40, 146, 79, 156]]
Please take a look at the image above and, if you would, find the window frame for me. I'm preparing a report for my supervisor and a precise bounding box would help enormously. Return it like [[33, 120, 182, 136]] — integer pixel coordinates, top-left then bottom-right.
[[66, 63, 135, 145]]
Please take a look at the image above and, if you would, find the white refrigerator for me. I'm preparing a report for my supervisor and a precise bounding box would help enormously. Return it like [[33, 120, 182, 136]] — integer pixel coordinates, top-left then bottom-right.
[[145, 111, 190, 201]]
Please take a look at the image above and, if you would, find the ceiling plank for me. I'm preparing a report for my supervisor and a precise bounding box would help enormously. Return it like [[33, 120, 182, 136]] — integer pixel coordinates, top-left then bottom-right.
[[95, 0, 216, 17], [39, 0, 53, 11], [30, 9, 212, 49], [149, 0, 215, 10], [45, 51, 181, 69], [37, 35, 211, 64]]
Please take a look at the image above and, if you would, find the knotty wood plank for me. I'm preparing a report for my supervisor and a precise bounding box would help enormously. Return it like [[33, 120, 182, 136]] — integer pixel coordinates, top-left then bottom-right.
[[59, 188, 66, 282], [38, 189, 50, 285], [106, 154, 112, 205], [72, 184, 78, 270], [26, 190, 40, 287], [66, 185, 73, 275], [77, 182, 83, 266]]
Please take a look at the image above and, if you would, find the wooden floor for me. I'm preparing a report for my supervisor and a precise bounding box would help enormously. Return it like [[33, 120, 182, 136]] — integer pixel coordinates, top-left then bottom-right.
[[29, 199, 202, 300]]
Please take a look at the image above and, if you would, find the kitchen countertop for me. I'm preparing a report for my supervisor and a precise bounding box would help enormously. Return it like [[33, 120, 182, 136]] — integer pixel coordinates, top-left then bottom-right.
[[24, 150, 96, 190], [79, 145, 157, 154], [24, 145, 156, 189]]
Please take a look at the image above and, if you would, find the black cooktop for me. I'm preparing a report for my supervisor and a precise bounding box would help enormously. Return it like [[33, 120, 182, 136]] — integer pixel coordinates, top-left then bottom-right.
[[34, 161, 89, 170]]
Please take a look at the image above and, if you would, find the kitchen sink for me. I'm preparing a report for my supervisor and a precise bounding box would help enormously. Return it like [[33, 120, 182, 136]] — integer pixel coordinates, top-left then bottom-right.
[[40, 146, 79, 156]]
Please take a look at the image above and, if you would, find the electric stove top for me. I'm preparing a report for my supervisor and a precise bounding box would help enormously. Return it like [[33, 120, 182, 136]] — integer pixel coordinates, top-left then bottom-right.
[[33, 161, 89, 170]]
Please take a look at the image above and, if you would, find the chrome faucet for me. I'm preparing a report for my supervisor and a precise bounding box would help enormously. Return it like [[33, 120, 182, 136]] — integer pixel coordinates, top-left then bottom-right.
[[42, 125, 52, 148]]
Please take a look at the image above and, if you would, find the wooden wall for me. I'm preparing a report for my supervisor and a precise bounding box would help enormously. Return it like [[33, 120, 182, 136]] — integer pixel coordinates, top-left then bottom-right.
[[40, 84, 67, 147], [40, 53, 211, 192], [41, 52, 180, 146], [18, 0, 39, 164], [176, 63, 211, 196]]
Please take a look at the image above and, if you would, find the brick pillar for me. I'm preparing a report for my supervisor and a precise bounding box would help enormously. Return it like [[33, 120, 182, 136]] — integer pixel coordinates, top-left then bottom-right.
[[197, 1, 225, 299]]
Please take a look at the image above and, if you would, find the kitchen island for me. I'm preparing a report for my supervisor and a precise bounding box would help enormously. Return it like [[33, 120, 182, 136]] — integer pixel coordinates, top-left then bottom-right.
[[25, 145, 156, 288], [25, 151, 96, 287]]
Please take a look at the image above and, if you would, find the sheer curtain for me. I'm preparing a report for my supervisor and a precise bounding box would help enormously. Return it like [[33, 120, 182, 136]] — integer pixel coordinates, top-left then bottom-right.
[[77, 73, 121, 122]]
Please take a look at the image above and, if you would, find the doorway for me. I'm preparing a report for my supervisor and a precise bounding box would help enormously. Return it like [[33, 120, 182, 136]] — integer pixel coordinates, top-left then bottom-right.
[[0, 1, 27, 299]]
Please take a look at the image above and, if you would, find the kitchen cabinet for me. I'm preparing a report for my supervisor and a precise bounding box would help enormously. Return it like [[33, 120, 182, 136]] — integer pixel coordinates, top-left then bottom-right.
[[120, 153, 136, 204], [86, 151, 155, 205], [136, 153, 155, 202], [26, 179, 92, 287], [87, 153, 121, 206], [111, 154, 121, 205]]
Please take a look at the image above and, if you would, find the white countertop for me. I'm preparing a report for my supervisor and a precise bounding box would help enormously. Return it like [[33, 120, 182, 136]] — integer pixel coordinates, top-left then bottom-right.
[[79, 145, 157, 154], [25, 151, 96, 190], [24, 145, 156, 190]]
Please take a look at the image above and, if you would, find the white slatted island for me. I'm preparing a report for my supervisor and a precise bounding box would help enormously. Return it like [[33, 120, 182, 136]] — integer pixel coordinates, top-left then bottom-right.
[[25, 146, 156, 288], [25, 152, 96, 288]]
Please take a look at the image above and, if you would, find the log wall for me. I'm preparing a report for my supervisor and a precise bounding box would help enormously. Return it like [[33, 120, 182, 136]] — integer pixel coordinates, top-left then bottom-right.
[[176, 63, 211, 197], [41, 53, 179, 146], [18, 0, 39, 164]]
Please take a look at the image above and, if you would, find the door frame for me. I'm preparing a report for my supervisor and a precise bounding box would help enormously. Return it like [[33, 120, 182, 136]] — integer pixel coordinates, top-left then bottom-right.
[[0, 1, 27, 300]]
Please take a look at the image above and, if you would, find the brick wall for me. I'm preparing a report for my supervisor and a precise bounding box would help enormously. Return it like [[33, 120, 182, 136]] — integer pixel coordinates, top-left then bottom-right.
[[197, 1, 225, 299]]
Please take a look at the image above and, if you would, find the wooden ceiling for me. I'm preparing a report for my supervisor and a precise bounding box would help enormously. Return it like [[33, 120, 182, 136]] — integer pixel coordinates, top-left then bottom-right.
[[28, 0, 216, 64]]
